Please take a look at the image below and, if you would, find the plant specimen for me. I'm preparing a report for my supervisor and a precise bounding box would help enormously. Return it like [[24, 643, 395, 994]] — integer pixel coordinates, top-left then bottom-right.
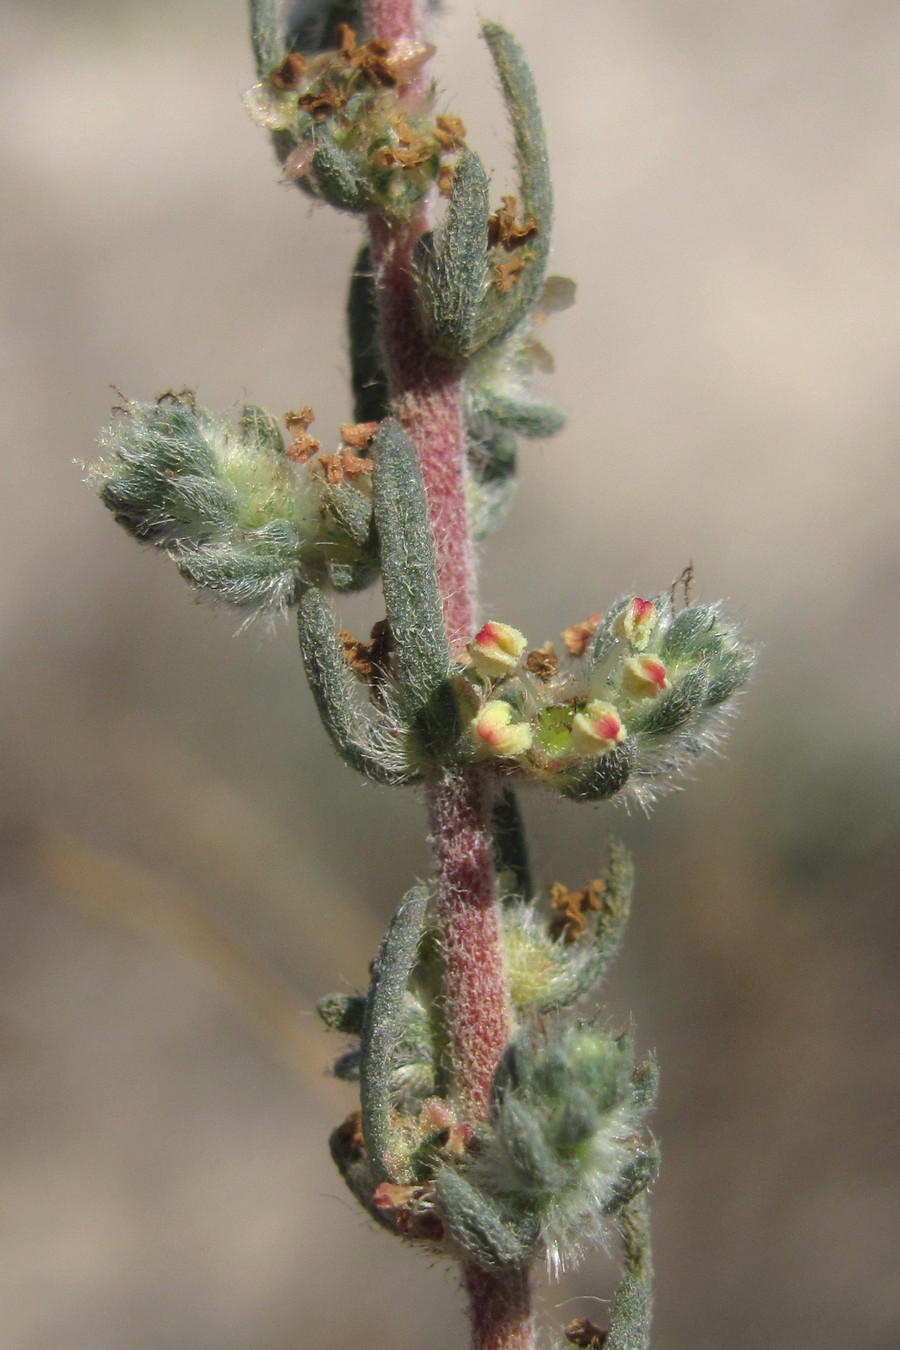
[[88, 2, 754, 1347]]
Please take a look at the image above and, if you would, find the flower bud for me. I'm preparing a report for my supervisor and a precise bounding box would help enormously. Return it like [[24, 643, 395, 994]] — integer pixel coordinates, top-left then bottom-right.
[[622, 655, 669, 700], [472, 700, 533, 756], [469, 621, 527, 680], [569, 701, 626, 756], [614, 597, 656, 650]]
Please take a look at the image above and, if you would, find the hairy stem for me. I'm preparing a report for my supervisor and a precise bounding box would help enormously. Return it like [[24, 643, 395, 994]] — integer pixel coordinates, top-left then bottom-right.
[[427, 768, 510, 1122], [368, 211, 473, 651], [363, 6, 531, 1346], [465, 1265, 534, 1350], [362, 0, 422, 48]]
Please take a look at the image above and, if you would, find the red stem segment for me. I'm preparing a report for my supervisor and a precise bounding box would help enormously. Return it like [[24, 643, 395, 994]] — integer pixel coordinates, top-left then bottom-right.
[[363, 4, 533, 1347], [465, 1266, 535, 1350], [427, 768, 510, 1122], [368, 212, 473, 653]]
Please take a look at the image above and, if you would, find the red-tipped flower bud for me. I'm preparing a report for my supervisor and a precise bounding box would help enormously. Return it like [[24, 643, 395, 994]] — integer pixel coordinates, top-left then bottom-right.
[[469, 621, 527, 680], [615, 597, 656, 650], [570, 700, 627, 756], [622, 654, 669, 699], [472, 700, 533, 756]]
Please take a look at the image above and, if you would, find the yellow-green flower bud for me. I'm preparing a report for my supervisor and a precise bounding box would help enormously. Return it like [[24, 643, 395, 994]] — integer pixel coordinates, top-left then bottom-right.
[[469, 621, 527, 680]]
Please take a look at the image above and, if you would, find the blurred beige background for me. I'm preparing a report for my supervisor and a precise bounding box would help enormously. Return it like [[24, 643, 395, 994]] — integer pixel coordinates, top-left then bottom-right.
[[1, 1, 898, 1347]]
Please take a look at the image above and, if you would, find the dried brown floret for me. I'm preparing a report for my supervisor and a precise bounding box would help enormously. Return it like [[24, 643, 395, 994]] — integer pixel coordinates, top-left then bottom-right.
[[298, 83, 345, 120], [335, 1109, 366, 1156], [338, 620, 393, 686], [340, 421, 378, 449], [336, 23, 398, 85], [433, 114, 466, 150], [284, 406, 318, 462], [550, 878, 605, 943], [564, 1318, 608, 1349], [437, 164, 455, 196], [268, 52, 307, 91], [371, 120, 434, 170], [341, 450, 373, 479], [526, 642, 559, 681], [320, 453, 345, 485], [492, 256, 526, 292], [561, 612, 601, 657], [488, 194, 540, 250], [285, 405, 315, 434], [285, 434, 320, 463]]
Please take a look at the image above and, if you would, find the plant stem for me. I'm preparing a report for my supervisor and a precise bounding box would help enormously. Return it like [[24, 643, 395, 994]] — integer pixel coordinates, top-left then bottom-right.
[[363, 5, 533, 1346], [465, 1266, 534, 1350], [362, 0, 423, 48], [368, 202, 512, 1123], [427, 767, 509, 1121], [367, 211, 474, 650]]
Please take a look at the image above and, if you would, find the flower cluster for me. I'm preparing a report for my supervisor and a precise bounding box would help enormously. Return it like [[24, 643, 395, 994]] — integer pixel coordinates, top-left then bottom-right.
[[456, 595, 755, 804], [90, 393, 381, 610], [320, 847, 657, 1275], [245, 23, 459, 216]]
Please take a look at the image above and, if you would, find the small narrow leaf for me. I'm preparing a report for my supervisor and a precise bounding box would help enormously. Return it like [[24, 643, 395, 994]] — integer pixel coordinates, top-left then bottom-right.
[[470, 390, 565, 439], [347, 246, 391, 424], [491, 788, 532, 899], [414, 149, 491, 357], [605, 1194, 653, 1350], [312, 132, 370, 212], [435, 1169, 530, 1268], [297, 585, 417, 785], [475, 24, 553, 347], [370, 420, 458, 753], [359, 886, 429, 1181]]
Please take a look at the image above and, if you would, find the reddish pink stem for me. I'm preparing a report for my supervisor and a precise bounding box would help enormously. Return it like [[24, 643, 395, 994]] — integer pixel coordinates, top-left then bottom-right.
[[465, 1266, 535, 1350], [363, 4, 531, 1347], [427, 769, 510, 1121], [362, 0, 422, 47], [368, 212, 474, 652]]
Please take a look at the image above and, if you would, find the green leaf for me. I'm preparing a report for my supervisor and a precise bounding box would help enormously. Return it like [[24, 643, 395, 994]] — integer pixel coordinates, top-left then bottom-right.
[[359, 886, 429, 1180], [605, 1194, 653, 1350], [414, 149, 491, 358], [370, 420, 459, 755], [474, 24, 553, 348], [491, 788, 532, 899], [297, 585, 417, 784], [347, 246, 390, 424]]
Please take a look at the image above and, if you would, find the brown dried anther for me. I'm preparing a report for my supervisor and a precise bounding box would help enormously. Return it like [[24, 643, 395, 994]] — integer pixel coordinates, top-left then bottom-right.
[[338, 620, 393, 686], [433, 114, 466, 151], [670, 559, 694, 611], [488, 194, 540, 250], [297, 83, 345, 120], [268, 52, 307, 91], [371, 118, 434, 170], [335, 1109, 366, 1156], [550, 878, 605, 943], [564, 1318, 608, 1349], [340, 421, 378, 449], [437, 164, 455, 196], [341, 450, 373, 478], [526, 642, 559, 681], [336, 23, 398, 85], [561, 612, 601, 657], [492, 256, 526, 293]]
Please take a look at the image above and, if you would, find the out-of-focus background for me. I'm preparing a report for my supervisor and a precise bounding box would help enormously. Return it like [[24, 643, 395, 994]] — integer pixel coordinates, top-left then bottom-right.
[[2, 1, 898, 1347]]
